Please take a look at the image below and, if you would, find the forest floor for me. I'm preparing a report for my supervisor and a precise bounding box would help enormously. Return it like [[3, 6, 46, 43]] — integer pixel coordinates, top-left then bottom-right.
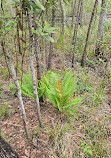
[[0, 49, 111, 158]]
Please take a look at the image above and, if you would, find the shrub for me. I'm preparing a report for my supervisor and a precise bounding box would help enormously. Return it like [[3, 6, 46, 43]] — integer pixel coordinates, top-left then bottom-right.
[[40, 70, 85, 115]]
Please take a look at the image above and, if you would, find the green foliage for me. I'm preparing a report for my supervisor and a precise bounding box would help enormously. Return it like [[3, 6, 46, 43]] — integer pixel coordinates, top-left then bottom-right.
[[20, 70, 35, 99], [32, 21, 56, 42], [0, 17, 17, 37], [92, 141, 108, 157], [104, 19, 111, 32], [0, 82, 3, 98], [12, 0, 45, 11], [63, 0, 71, 5], [109, 66, 111, 82], [0, 66, 10, 80], [91, 86, 104, 106], [98, 58, 104, 64], [9, 83, 17, 96], [56, 34, 65, 49], [1, 130, 6, 139], [86, 58, 94, 66], [0, 103, 10, 118], [77, 71, 92, 94], [9, 69, 45, 99], [80, 140, 93, 156], [40, 70, 85, 115], [9, 69, 35, 99]]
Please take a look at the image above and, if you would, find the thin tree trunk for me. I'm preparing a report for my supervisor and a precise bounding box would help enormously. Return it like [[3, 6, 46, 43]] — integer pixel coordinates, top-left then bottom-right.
[[17, 22, 21, 55], [1, 40, 30, 140], [1, 0, 5, 14], [16, 20, 21, 76], [72, 0, 81, 67], [27, 11, 43, 127], [71, 0, 77, 28], [47, 2, 56, 70], [4, 55, 11, 77], [8, 0, 15, 16], [60, 0, 66, 35], [79, 0, 84, 27], [45, 39, 48, 67], [33, 14, 42, 81], [81, 0, 98, 67], [95, 0, 107, 56], [45, 7, 48, 68], [33, 14, 44, 102], [0, 135, 20, 158]]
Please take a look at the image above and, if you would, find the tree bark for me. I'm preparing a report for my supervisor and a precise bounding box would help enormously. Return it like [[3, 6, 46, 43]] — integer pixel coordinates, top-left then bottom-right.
[[33, 14, 44, 102], [8, 0, 15, 17], [81, 0, 98, 67], [60, 0, 66, 35], [95, 0, 107, 56], [33, 14, 42, 81], [47, 2, 56, 70], [1, 40, 30, 140], [45, 6, 48, 68], [27, 11, 43, 127], [79, 0, 84, 27], [0, 135, 20, 158], [71, 0, 77, 29], [72, 0, 81, 67], [1, 0, 5, 14]]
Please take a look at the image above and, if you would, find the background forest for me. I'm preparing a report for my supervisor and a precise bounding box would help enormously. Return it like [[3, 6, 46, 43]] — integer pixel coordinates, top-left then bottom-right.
[[0, 0, 111, 157]]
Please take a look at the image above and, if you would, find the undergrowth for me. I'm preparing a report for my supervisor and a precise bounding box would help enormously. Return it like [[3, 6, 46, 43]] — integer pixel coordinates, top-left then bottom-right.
[[40, 70, 85, 116]]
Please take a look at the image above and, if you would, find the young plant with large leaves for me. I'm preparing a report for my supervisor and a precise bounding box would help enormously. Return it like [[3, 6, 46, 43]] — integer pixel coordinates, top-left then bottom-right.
[[40, 70, 85, 116]]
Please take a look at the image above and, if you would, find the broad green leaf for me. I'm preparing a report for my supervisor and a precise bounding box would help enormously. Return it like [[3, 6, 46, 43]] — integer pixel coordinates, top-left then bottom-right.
[[35, 21, 43, 28], [26, 0, 31, 10], [63, 0, 69, 5], [32, 28, 39, 34], [44, 35, 54, 42], [0, 21, 3, 27], [35, 0, 45, 11], [74, 114, 78, 120], [88, 150, 93, 155], [46, 2, 51, 8], [81, 142, 86, 146]]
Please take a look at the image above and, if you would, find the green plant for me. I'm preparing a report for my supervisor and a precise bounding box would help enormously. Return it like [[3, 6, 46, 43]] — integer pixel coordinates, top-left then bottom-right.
[[20, 70, 35, 99], [9, 69, 34, 98], [80, 140, 93, 156], [92, 141, 108, 157], [9, 82, 17, 96], [98, 58, 104, 65], [9, 69, 45, 99], [40, 70, 85, 115], [0, 67, 9, 80], [1, 130, 6, 139], [33, 124, 40, 136], [0, 82, 3, 98], [77, 71, 92, 94], [32, 21, 56, 42], [86, 58, 94, 66], [0, 103, 10, 118], [56, 34, 65, 49], [104, 19, 111, 32], [91, 86, 104, 106]]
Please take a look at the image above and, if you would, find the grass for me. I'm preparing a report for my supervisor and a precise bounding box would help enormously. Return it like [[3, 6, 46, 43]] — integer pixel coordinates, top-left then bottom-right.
[[0, 103, 10, 119]]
